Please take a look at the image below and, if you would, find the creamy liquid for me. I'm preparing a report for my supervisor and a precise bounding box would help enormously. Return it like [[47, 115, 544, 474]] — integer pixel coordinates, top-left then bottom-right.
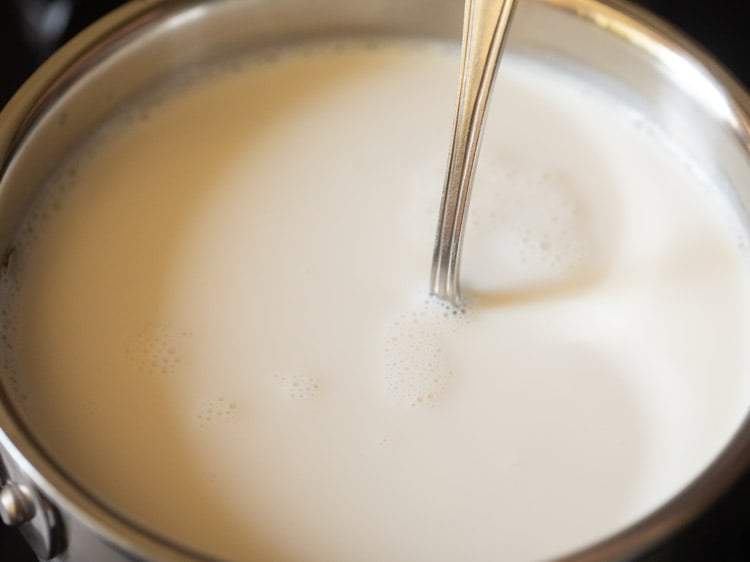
[[2, 39, 750, 562]]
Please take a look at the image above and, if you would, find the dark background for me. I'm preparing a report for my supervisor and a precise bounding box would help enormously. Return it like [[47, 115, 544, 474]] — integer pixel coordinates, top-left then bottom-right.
[[1, 0, 749, 560]]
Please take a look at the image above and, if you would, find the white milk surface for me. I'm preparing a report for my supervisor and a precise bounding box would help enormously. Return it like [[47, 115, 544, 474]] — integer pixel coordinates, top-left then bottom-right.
[[3, 39, 750, 561]]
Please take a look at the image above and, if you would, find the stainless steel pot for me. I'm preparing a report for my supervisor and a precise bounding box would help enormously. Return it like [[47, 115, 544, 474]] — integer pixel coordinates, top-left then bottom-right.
[[1, 0, 750, 560]]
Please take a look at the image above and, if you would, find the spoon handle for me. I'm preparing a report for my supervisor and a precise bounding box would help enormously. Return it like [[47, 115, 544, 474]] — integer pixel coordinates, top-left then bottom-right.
[[430, 0, 519, 306]]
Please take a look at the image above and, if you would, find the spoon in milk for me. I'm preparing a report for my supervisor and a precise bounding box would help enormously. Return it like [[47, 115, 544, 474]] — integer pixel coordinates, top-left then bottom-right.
[[430, 0, 519, 306]]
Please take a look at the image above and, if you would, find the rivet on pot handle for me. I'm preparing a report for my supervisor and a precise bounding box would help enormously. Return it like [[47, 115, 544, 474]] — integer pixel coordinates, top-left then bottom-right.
[[0, 451, 66, 560], [0, 481, 36, 526]]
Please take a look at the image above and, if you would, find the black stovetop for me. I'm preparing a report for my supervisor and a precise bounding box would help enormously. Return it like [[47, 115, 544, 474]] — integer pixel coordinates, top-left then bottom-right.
[[1, 1, 749, 561]]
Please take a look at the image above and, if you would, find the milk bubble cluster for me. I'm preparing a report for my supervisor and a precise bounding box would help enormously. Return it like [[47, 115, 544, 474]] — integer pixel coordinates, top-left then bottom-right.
[[124, 324, 191, 378], [273, 373, 321, 400], [196, 396, 238, 428], [465, 161, 595, 290], [382, 296, 468, 407]]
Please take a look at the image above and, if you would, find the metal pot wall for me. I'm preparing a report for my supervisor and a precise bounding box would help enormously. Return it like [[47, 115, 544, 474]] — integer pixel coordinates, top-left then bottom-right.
[[1, 0, 750, 560]]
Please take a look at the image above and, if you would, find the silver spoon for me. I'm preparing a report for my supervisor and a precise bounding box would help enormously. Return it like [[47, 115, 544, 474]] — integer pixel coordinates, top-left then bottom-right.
[[430, 0, 519, 306]]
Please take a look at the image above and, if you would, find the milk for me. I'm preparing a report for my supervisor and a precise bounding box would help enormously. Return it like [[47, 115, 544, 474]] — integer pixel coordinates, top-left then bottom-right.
[[2, 39, 750, 561]]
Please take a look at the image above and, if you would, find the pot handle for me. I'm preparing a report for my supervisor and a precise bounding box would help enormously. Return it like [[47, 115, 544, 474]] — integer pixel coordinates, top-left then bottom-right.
[[0, 451, 66, 560]]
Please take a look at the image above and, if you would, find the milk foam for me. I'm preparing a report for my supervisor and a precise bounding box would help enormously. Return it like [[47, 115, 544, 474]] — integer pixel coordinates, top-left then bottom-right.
[[2, 39, 750, 562]]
